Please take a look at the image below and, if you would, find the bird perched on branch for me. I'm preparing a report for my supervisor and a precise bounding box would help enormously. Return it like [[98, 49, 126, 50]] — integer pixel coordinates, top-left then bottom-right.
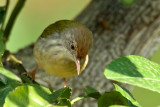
[[32, 20, 93, 87]]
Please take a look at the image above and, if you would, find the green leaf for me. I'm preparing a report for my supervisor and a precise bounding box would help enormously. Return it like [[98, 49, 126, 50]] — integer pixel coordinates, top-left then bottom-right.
[[4, 84, 54, 107], [0, 74, 7, 84], [0, 6, 5, 24], [84, 86, 101, 99], [113, 84, 141, 107], [0, 80, 21, 106], [60, 99, 71, 107], [0, 85, 12, 106], [51, 87, 72, 102], [109, 105, 128, 107], [104, 55, 160, 93], [0, 67, 21, 82], [98, 91, 129, 107], [71, 86, 101, 105]]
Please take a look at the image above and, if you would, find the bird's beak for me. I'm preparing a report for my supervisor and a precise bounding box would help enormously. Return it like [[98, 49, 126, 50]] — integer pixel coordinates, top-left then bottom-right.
[[74, 56, 80, 75]]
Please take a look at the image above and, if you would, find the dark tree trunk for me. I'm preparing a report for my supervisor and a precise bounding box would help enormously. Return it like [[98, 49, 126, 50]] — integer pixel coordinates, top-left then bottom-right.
[[7, 0, 160, 106]]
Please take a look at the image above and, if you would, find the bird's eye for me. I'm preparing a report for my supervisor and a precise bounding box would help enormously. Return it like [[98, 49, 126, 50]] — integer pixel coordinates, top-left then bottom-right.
[[71, 45, 75, 50]]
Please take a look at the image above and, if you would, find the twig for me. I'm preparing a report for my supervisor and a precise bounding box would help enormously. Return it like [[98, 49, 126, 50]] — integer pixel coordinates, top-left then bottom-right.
[[1, 0, 10, 32], [2, 50, 38, 84], [3, 0, 26, 42]]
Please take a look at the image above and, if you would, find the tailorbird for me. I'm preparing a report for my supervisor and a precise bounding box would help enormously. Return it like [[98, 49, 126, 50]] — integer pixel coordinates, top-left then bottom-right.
[[33, 20, 93, 87]]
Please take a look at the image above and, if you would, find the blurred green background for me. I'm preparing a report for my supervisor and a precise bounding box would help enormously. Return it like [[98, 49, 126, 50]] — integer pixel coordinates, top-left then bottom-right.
[[1, 0, 160, 106]]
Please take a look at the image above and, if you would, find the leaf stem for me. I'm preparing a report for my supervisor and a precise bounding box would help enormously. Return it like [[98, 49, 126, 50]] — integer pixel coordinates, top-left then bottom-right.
[[71, 96, 85, 105]]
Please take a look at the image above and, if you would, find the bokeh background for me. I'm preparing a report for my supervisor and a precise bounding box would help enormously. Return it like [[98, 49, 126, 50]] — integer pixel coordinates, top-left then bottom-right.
[[1, 0, 160, 106]]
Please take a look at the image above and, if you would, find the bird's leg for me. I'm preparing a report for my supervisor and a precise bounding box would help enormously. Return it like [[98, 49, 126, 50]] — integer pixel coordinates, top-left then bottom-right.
[[26, 65, 38, 81], [64, 78, 66, 88]]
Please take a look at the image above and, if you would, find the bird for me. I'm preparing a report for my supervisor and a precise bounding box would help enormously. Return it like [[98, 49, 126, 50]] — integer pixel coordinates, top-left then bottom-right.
[[32, 20, 93, 87]]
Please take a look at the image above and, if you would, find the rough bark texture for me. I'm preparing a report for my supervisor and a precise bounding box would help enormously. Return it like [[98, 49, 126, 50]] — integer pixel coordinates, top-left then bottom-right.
[[6, 0, 160, 106]]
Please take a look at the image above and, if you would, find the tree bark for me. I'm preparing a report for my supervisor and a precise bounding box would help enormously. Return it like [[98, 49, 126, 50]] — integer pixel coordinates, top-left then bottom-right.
[[6, 0, 160, 106]]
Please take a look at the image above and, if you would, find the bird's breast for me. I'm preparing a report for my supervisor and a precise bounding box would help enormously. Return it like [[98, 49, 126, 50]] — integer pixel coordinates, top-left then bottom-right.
[[44, 53, 78, 78], [34, 38, 78, 77]]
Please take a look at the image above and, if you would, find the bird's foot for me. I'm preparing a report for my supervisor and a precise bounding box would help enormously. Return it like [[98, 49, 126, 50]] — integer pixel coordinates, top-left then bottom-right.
[[23, 65, 38, 81]]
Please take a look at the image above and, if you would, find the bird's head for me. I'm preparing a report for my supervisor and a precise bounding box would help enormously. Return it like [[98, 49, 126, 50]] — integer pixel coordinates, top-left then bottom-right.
[[62, 21, 93, 75]]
